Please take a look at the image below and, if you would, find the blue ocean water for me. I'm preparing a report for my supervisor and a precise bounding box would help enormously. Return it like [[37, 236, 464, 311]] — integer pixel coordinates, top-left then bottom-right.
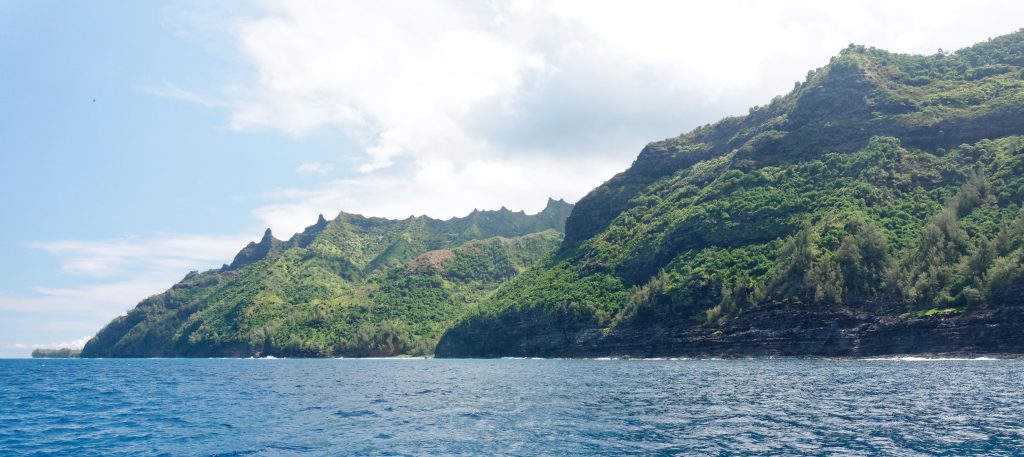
[[1, 358, 1022, 455]]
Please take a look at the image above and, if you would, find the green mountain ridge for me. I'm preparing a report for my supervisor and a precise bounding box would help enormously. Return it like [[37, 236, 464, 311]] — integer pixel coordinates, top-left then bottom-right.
[[84, 29, 1024, 359], [436, 29, 1024, 357], [81, 199, 572, 357]]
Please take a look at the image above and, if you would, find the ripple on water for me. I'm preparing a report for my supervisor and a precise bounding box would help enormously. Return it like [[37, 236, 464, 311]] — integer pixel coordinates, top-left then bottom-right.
[[333, 409, 377, 418], [1, 358, 1023, 455]]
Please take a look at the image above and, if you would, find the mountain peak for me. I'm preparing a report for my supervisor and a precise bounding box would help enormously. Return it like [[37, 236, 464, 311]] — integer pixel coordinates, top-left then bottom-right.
[[225, 227, 283, 271], [544, 197, 570, 209]]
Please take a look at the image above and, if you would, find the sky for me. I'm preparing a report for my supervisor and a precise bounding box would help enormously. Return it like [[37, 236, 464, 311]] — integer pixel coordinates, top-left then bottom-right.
[[1, 0, 1023, 357]]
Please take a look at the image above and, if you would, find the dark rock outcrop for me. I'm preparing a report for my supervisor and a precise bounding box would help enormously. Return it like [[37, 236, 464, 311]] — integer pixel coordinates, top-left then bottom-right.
[[437, 305, 1024, 358]]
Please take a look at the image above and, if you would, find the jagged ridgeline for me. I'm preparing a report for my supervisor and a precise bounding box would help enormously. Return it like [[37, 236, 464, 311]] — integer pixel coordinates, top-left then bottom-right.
[[437, 30, 1024, 357], [82, 199, 573, 357]]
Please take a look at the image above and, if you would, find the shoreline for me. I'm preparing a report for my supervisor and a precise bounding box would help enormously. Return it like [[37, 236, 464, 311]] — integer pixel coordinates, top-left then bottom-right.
[[9, 353, 1021, 361]]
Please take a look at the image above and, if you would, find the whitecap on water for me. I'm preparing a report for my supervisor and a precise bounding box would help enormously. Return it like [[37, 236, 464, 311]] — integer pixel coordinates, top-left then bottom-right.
[[863, 356, 1000, 361]]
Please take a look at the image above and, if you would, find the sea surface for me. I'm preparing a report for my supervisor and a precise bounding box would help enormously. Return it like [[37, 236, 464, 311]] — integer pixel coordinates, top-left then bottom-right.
[[1, 358, 1023, 456]]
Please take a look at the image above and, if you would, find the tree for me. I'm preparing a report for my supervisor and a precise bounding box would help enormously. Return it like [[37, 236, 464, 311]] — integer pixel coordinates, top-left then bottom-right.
[[718, 272, 753, 316], [765, 224, 845, 305], [808, 254, 843, 305], [953, 171, 991, 217], [985, 255, 1024, 306], [836, 218, 890, 301], [773, 224, 818, 302], [967, 236, 997, 283]]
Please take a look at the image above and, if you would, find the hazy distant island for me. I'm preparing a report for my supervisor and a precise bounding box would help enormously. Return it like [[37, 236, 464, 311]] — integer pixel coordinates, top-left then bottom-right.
[[31, 348, 82, 358], [84, 29, 1024, 359]]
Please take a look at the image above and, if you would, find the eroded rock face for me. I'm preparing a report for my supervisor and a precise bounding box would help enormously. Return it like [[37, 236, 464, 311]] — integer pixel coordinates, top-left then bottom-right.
[[406, 250, 456, 274], [598, 307, 1024, 358], [437, 305, 1024, 358]]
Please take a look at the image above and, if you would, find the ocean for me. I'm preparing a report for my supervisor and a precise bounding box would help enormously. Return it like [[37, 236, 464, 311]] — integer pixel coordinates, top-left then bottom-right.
[[2, 358, 1022, 455]]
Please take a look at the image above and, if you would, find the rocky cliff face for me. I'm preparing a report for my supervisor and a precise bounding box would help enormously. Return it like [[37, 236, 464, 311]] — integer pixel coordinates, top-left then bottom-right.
[[629, 304, 1024, 357], [437, 303, 1024, 358]]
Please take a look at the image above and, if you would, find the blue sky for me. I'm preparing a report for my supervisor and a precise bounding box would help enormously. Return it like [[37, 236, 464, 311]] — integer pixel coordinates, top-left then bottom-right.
[[0, 1, 363, 354], [2, 1, 1024, 356]]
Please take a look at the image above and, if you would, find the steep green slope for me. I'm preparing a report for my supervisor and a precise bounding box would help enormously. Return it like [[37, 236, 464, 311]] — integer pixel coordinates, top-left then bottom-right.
[[437, 30, 1024, 357], [82, 199, 571, 357]]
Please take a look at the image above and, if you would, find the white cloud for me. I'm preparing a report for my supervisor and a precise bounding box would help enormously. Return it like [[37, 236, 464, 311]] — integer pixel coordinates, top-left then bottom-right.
[[0, 279, 180, 315], [256, 155, 625, 235], [296, 161, 334, 175], [143, 81, 224, 108], [167, 0, 1024, 233], [218, 1, 1024, 149], [9, 336, 91, 351], [28, 233, 253, 278], [1, 232, 267, 356], [2, 232, 259, 319]]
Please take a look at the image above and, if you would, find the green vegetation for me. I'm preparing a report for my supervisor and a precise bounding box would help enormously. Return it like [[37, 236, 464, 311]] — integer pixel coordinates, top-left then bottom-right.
[[81, 200, 572, 357], [31, 348, 81, 358], [83, 30, 1024, 359], [902, 307, 965, 318], [437, 30, 1024, 356]]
